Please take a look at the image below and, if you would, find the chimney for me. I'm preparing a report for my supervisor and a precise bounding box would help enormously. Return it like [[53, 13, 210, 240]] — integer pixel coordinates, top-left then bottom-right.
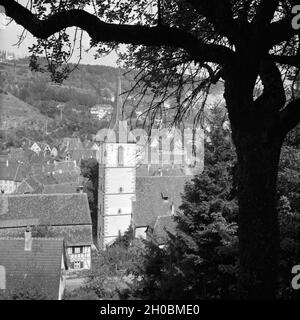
[[6, 159, 8, 167], [24, 226, 32, 251], [78, 185, 84, 193]]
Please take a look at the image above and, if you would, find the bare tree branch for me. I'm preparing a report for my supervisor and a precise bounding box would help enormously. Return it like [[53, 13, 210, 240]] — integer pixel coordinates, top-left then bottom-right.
[[0, 0, 233, 65], [185, 0, 238, 42]]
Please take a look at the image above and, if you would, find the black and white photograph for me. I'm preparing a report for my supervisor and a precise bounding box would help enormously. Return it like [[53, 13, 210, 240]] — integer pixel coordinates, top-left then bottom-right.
[[0, 0, 299, 308]]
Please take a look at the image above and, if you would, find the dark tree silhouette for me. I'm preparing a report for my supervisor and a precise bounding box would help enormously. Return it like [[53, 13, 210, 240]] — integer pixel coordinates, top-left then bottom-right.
[[1, 0, 300, 299]]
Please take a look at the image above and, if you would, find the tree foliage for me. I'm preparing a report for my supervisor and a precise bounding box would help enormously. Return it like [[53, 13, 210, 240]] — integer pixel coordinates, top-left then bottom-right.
[[125, 109, 300, 300]]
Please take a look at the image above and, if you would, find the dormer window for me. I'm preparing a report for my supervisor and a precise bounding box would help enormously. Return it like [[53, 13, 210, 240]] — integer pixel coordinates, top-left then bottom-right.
[[161, 193, 169, 202]]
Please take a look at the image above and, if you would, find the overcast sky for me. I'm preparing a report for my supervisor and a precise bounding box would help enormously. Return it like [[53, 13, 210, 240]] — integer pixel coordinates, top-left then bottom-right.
[[0, 4, 118, 66]]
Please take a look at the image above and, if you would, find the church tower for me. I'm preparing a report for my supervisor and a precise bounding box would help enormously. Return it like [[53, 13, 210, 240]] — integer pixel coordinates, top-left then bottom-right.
[[97, 72, 136, 249]]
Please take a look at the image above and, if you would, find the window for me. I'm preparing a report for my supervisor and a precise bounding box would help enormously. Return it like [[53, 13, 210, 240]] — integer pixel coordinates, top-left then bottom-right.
[[117, 146, 124, 166], [72, 247, 83, 254], [161, 192, 169, 202], [119, 187, 123, 193], [103, 150, 107, 164], [73, 261, 84, 269]]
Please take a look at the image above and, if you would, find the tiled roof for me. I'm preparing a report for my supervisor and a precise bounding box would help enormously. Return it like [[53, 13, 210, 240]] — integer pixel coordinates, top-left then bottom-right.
[[61, 138, 83, 150], [136, 164, 186, 177], [15, 181, 32, 194], [16, 173, 81, 194], [53, 161, 79, 172], [51, 225, 93, 246], [149, 215, 177, 245], [0, 193, 92, 226], [30, 174, 57, 186], [15, 178, 40, 194], [133, 176, 188, 227], [69, 149, 98, 163], [42, 183, 78, 194], [51, 170, 80, 184], [8, 148, 28, 163], [0, 161, 27, 182], [0, 237, 65, 300], [0, 218, 39, 228]]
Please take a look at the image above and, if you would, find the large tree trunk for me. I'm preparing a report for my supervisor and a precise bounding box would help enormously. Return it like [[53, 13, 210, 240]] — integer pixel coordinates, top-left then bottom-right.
[[223, 54, 287, 299], [235, 132, 283, 299]]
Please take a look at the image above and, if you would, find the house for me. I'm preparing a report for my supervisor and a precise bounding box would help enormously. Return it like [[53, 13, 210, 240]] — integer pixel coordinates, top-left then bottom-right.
[[90, 104, 113, 121], [30, 142, 42, 154], [16, 178, 79, 195], [15, 176, 43, 194], [69, 149, 98, 165], [132, 176, 188, 239], [60, 137, 83, 151], [50, 147, 58, 158], [0, 193, 93, 271], [0, 160, 27, 194], [0, 230, 68, 300], [16, 168, 83, 194]]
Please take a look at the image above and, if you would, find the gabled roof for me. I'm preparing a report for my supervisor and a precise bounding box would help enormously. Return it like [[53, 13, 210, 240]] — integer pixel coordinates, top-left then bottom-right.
[[51, 170, 80, 184], [136, 164, 187, 177], [42, 183, 78, 194], [0, 161, 27, 182], [0, 237, 66, 300], [52, 224, 93, 246], [15, 180, 36, 194], [133, 176, 188, 228], [16, 172, 82, 194], [69, 149, 98, 163], [0, 218, 39, 228], [61, 138, 83, 150], [148, 215, 177, 245], [0, 193, 92, 226], [53, 161, 79, 172]]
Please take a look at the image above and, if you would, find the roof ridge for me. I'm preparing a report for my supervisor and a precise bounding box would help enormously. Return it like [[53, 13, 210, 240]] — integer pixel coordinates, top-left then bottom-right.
[[137, 175, 188, 178], [2, 192, 85, 197], [0, 237, 64, 241]]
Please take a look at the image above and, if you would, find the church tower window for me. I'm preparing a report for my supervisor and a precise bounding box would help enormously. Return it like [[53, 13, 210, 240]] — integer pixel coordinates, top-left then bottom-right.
[[118, 146, 124, 166]]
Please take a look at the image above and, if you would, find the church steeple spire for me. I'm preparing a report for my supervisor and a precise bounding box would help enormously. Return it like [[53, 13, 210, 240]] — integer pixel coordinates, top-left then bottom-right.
[[103, 69, 135, 143], [109, 70, 123, 130]]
